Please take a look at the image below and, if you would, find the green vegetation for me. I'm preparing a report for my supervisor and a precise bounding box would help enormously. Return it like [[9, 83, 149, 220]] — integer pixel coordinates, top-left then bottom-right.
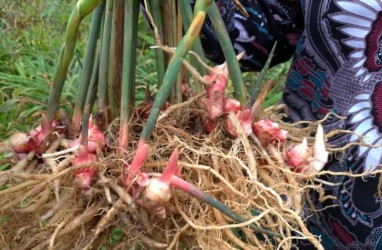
[[0, 0, 156, 139], [0, 2, 299, 248], [0, 0, 289, 140], [0, 0, 84, 138]]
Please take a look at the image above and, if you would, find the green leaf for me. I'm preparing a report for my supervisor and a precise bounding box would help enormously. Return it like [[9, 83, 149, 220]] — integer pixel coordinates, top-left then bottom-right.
[[0, 163, 11, 171], [0, 99, 18, 112], [1, 183, 12, 191], [263, 92, 282, 108], [0, 215, 11, 224], [110, 227, 123, 246], [18, 198, 31, 208]]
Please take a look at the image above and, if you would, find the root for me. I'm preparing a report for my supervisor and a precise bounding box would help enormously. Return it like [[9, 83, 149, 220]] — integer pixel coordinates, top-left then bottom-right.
[[1, 182, 47, 213], [43, 201, 75, 228], [99, 170, 113, 203], [60, 201, 102, 235], [44, 136, 63, 201], [83, 199, 123, 249], [166, 223, 190, 250], [0, 179, 41, 196], [41, 144, 79, 158], [0, 151, 35, 187], [48, 216, 70, 250], [182, 162, 247, 199], [1, 101, 360, 249], [174, 194, 272, 231], [13, 151, 36, 172], [212, 208, 255, 250], [15, 185, 51, 213], [227, 112, 257, 179], [128, 229, 168, 248], [158, 93, 204, 122], [108, 180, 133, 205], [40, 189, 75, 222]]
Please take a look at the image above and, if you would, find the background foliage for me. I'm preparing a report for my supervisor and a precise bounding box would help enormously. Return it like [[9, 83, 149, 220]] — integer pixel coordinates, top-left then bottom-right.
[[0, 0, 290, 140]]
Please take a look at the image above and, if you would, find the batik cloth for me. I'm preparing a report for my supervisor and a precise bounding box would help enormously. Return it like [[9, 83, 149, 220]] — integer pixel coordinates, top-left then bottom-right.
[[196, 0, 382, 248]]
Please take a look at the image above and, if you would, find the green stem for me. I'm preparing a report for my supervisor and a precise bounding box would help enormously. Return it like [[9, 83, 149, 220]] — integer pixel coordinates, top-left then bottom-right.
[[207, 1, 246, 104], [162, 0, 178, 103], [147, 0, 166, 89], [72, 4, 104, 133], [118, 0, 139, 151], [171, 176, 281, 238], [111, 0, 124, 107], [81, 52, 100, 144], [107, 0, 120, 120], [162, 0, 177, 50], [140, 0, 213, 141], [247, 42, 277, 107], [96, 0, 114, 131], [47, 0, 101, 125], [174, 3, 183, 105], [179, 0, 207, 93]]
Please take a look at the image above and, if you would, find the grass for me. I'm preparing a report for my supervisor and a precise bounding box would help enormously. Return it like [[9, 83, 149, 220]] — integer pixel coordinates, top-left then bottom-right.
[[0, 0, 157, 139], [0, 1, 289, 140], [0, 0, 85, 138]]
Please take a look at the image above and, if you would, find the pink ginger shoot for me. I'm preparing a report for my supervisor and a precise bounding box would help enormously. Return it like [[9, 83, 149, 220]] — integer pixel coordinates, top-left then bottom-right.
[[138, 86, 170, 119], [9, 114, 53, 154], [226, 109, 252, 137], [283, 138, 311, 172], [140, 85, 154, 119], [205, 119, 219, 134], [283, 125, 329, 172], [140, 149, 181, 218], [223, 98, 241, 114], [203, 63, 229, 120], [170, 175, 205, 200], [69, 115, 105, 153], [9, 132, 35, 154], [252, 119, 288, 145], [123, 140, 150, 188], [73, 145, 98, 190]]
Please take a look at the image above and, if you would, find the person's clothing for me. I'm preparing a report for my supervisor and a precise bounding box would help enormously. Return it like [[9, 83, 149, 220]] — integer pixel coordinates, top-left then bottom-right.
[[197, 0, 382, 249]]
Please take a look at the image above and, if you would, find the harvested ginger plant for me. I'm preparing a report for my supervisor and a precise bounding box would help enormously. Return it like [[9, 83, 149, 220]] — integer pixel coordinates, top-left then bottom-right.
[[0, 0, 338, 249], [0, 101, 330, 249]]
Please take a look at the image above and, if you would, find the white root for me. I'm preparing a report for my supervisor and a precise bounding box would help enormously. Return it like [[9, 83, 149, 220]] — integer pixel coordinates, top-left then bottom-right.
[[312, 124, 329, 172], [41, 144, 79, 158], [44, 136, 63, 201]]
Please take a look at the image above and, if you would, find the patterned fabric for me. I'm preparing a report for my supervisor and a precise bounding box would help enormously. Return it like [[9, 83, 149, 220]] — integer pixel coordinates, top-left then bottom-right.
[[193, 0, 302, 70], [197, 0, 382, 249]]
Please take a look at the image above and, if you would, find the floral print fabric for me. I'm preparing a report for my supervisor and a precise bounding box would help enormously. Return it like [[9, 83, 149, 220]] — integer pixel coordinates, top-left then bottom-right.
[[197, 0, 382, 249]]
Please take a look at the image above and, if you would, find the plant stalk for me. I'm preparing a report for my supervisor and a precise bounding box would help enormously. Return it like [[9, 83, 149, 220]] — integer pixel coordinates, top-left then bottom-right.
[[96, 0, 114, 131], [81, 53, 100, 145], [207, 1, 246, 104], [162, 0, 179, 103], [106, 0, 120, 120], [118, 0, 140, 151], [247, 42, 277, 107], [171, 176, 281, 238], [147, 0, 166, 88], [179, 0, 207, 93], [47, 0, 101, 126], [174, 2, 184, 105], [111, 0, 124, 107], [72, 4, 104, 133], [140, 0, 213, 141]]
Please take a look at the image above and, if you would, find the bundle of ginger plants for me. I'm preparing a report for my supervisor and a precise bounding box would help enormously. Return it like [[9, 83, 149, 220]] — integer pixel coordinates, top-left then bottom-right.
[[0, 0, 344, 249]]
